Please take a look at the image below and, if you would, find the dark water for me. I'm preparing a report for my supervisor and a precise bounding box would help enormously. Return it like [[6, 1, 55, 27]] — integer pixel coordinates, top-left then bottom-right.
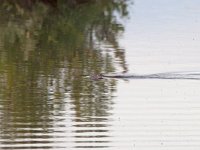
[[0, 1, 129, 149], [1, 0, 200, 150]]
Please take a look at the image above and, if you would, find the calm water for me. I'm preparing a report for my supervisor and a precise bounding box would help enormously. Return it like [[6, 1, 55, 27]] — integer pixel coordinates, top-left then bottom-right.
[[1, 0, 200, 150]]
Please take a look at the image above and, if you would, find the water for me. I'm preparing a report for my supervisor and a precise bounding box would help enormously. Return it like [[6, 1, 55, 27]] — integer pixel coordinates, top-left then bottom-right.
[[101, 71, 200, 80], [1, 0, 200, 150]]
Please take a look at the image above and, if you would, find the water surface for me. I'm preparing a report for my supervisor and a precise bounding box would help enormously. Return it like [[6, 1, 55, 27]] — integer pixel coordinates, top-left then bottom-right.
[[1, 0, 200, 150]]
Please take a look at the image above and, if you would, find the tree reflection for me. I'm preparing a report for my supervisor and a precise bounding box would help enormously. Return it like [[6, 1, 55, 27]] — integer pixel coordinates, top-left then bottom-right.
[[0, 0, 131, 148]]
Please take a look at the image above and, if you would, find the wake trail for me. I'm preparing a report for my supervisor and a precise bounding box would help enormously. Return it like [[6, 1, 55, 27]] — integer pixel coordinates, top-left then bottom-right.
[[102, 71, 200, 80]]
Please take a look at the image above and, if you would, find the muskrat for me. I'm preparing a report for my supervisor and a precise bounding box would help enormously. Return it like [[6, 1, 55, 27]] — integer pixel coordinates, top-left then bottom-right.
[[90, 71, 200, 80], [90, 74, 103, 80], [90, 73, 128, 80]]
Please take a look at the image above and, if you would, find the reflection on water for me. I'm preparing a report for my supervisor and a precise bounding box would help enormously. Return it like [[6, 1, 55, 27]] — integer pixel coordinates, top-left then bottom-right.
[[0, 0, 130, 149], [2, 0, 200, 149]]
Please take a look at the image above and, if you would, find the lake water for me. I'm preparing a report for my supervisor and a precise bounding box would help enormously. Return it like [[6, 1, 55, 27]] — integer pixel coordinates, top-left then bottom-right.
[[1, 0, 200, 150]]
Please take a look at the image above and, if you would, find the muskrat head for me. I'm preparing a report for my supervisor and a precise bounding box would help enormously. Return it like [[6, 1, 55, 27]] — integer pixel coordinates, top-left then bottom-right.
[[90, 74, 103, 80]]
